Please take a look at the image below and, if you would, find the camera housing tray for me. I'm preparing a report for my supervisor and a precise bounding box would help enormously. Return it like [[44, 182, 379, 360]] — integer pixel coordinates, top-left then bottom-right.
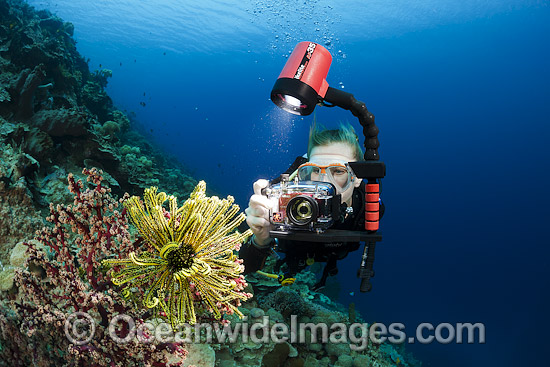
[[269, 229, 382, 243]]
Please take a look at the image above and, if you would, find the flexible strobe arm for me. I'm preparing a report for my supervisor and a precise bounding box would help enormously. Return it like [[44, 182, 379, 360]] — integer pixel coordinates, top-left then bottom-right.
[[324, 87, 380, 161]]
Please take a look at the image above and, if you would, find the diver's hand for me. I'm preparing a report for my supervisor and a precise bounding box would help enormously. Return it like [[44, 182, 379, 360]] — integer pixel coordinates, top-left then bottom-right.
[[245, 179, 273, 248]]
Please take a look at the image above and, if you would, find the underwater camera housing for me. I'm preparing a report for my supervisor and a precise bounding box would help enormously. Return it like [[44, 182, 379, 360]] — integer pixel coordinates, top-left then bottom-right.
[[269, 41, 386, 292], [263, 175, 341, 233]]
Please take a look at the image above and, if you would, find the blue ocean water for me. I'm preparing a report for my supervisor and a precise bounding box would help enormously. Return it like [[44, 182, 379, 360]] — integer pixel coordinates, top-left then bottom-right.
[[25, 0, 550, 366]]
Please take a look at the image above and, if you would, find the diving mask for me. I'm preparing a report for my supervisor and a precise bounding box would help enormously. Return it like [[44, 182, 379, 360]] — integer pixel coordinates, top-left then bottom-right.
[[297, 162, 356, 192]]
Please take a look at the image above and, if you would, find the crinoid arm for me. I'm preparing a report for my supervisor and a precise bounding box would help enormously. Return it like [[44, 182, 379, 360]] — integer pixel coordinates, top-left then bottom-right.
[[102, 181, 252, 328]]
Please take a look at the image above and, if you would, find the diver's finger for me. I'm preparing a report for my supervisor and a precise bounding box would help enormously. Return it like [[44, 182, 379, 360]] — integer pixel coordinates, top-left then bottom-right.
[[253, 179, 270, 196], [249, 194, 273, 210], [246, 215, 270, 231], [245, 205, 269, 220]]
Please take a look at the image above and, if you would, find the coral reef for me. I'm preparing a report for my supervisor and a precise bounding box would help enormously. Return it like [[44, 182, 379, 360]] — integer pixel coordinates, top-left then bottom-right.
[[0, 0, 198, 270], [208, 257, 423, 367], [0, 141, 44, 263], [0, 168, 188, 366], [0, 0, 198, 206]]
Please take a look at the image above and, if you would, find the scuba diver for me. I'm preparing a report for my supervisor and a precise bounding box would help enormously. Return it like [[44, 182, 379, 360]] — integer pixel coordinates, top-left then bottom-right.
[[239, 123, 383, 291]]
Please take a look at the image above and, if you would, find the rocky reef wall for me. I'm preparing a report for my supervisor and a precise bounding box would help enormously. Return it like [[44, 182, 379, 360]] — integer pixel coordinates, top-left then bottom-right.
[[0, 0, 197, 263]]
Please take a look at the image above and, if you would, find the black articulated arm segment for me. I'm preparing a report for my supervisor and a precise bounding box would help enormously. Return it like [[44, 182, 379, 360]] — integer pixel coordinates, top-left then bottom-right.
[[324, 87, 380, 161]]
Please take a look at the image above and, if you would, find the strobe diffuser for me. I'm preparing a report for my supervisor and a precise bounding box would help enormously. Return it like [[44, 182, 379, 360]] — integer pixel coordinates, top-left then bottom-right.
[[270, 42, 332, 116]]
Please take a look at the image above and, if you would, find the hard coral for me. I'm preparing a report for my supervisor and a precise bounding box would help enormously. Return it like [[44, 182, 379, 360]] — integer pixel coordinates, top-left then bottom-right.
[[0, 148, 43, 264]]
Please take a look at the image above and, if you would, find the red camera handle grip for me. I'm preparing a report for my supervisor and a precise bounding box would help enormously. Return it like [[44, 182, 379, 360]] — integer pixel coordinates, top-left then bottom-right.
[[365, 183, 380, 231]]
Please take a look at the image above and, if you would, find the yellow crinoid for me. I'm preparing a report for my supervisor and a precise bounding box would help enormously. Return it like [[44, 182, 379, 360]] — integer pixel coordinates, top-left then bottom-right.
[[103, 181, 252, 327]]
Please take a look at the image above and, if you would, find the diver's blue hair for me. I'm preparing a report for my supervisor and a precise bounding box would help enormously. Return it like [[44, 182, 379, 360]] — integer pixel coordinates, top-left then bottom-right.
[[307, 121, 364, 161]]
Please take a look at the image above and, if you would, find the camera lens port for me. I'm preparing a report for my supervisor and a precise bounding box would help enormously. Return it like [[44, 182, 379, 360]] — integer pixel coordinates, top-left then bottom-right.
[[287, 195, 318, 226]]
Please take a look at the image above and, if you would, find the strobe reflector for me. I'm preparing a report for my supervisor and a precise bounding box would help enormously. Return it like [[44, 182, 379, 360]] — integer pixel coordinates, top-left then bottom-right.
[[270, 42, 332, 116]]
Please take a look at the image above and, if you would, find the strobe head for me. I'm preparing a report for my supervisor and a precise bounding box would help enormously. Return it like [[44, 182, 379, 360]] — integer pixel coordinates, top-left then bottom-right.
[[270, 42, 332, 116]]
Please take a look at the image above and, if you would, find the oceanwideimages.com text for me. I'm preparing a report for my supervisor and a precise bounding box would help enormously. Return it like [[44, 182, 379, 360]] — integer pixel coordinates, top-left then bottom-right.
[[65, 312, 486, 350]]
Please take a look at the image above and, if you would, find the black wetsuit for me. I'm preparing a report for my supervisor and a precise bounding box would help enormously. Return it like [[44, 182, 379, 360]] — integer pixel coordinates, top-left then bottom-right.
[[239, 156, 369, 284]]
